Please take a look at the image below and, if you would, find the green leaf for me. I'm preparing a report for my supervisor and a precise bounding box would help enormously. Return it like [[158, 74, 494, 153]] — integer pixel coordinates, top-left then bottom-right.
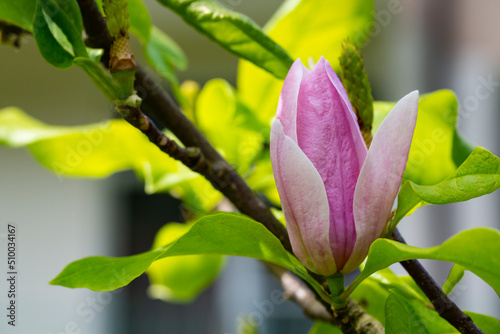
[[33, 0, 89, 67], [246, 151, 280, 206], [147, 170, 221, 214], [403, 146, 500, 204], [195, 79, 266, 173], [127, 0, 187, 102], [352, 269, 500, 333], [350, 277, 388, 324], [127, 0, 187, 95], [351, 269, 439, 328], [344, 228, 500, 299], [365, 269, 429, 306], [41, 0, 87, 56], [144, 26, 187, 86], [465, 312, 500, 334], [327, 273, 345, 308], [0, 107, 220, 212], [149, 26, 186, 70], [238, 0, 374, 125], [0, 0, 36, 32], [442, 265, 465, 295], [156, 0, 293, 79], [94, 0, 104, 16], [393, 146, 500, 227], [33, 0, 74, 68], [73, 57, 122, 102], [50, 213, 309, 291], [385, 290, 430, 334], [86, 47, 104, 63], [0, 107, 70, 147], [308, 322, 342, 334], [128, 0, 152, 44], [403, 90, 463, 184], [146, 221, 225, 303], [453, 130, 475, 167]]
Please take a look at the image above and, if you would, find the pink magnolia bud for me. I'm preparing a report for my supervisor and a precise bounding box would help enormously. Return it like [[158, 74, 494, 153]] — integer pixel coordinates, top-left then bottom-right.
[[270, 57, 418, 275]]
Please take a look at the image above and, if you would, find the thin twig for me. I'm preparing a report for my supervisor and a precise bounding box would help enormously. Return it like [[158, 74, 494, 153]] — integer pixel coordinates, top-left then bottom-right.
[[265, 263, 333, 323], [392, 229, 483, 334], [115, 104, 210, 173]]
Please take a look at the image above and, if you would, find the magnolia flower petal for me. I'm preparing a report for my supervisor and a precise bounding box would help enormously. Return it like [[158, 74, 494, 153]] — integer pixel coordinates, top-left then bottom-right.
[[270, 119, 337, 276], [324, 60, 367, 168], [296, 57, 367, 270], [276, 59, 309, 143], [344, 90, 419, 273]]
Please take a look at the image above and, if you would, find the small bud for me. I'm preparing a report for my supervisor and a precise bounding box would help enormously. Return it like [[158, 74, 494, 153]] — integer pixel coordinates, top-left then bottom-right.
[[339, 41, 374, 147], [102, 0, 130, 39], [102, 0, 136, 98], [109, 37, 137, 73]]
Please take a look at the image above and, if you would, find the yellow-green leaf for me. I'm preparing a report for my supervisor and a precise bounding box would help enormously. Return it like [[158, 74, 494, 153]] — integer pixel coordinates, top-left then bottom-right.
[[147, 221, 225, 303], [0, 107, 219, 212]]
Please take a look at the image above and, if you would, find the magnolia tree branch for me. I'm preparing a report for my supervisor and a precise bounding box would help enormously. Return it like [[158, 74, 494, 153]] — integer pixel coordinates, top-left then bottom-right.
[[266, 263, 333, 322], [135, 69, 296, 252], [266, 264, 383, 334], [115, 103, 210, 172], [392, 229, 483, 334], [76, 0, 292, 254]]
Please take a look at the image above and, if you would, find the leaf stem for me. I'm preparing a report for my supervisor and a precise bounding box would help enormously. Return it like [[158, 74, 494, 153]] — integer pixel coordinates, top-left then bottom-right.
[[327, 272, 347, 309]]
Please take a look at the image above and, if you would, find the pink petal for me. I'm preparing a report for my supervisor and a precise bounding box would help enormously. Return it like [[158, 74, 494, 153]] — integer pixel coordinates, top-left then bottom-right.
[[296, 57, 367, 270], [324, 61, 367, 169], [276, 59, 309, 143], [270, 119, 337, 276], [344, 90, 419, 273]]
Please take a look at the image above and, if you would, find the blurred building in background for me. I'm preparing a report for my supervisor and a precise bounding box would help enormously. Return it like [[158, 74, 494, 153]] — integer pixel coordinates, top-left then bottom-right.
[[0, 1, 498, 333]]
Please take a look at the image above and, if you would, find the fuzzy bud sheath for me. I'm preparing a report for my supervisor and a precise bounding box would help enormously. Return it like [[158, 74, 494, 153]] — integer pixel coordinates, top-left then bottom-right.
[[339, 41, 374, 147], [103, 0, 136, 98]]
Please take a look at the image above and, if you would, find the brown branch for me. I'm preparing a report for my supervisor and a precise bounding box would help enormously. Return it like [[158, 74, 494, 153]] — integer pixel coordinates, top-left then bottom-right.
[[392, 229, 483, 334], [265, 263, 333, 323], [266, 264, 383, 334], [115, 104, 210, 173], [135, 68, 293, 252], [333, 299, 384, 334], [76, 0, 292, 254], [77, 0, 111, 65]]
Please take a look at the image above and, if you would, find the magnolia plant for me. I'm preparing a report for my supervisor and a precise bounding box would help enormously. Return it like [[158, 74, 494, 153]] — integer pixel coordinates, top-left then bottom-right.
[[1, 0, 500, 333]]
